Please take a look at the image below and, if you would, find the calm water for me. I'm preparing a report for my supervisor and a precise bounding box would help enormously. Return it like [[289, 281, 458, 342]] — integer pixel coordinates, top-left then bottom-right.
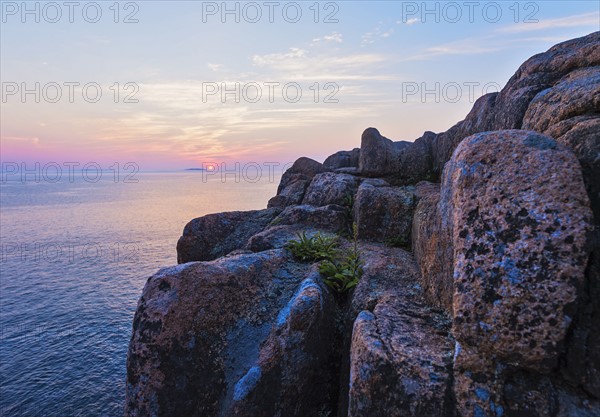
[[0, 172, 280, 416]]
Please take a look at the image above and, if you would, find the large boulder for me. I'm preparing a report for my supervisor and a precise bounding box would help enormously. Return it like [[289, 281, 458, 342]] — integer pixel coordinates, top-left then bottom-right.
[[245, 204, 351, 252], [397, 131, 437, 183], [176, 208, 279, 263], [245, 225, 305, 253], [323, 148, 360, 170], [125, 250, 337, 417], [491, 32, 599, 131], [345, 244, 454, 417], [522, 66, 600, 222], [359, 128, 411, 177], [302, 172, 359, 207], [268, 157, 329, 208], [521, 67, 600, 398], [447, 130, 593, 415], [353, 180, 416, 244], [519, 61, 600, 401]]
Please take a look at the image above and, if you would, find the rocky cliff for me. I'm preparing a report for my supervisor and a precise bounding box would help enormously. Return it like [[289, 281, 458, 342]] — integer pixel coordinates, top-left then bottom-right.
[[126, 32, 600, 417]]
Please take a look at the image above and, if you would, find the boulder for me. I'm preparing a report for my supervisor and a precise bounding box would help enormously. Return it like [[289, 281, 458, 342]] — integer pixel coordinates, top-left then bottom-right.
[[349, 244, 422, 317], [245, 225, 304, 253], [491, 32, 599, 131], [359, 127, 411, 177], [268, 157, 329, 208], [349, 306, 453, 417], [522, 67, 600, 135], [281, 157, 329, 186], [353, 181, 416, 244], [303, 172, 359, 207], [447, 130, 593, 415], [397, 131, 437, 183], [245, 226, 336, 253], [267, 174, 309, 208], [323, 148, 360, 169], [345, 244, 454, 417], [125, 250, 336, 417], [521, 67, 600, 398], [522, 66, 600, 222], [270, 204, 350, 233], [176, 208, 279, 263]]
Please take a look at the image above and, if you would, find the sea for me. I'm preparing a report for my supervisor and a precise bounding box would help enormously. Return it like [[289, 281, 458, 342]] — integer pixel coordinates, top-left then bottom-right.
[[0, 171, 281, 416]]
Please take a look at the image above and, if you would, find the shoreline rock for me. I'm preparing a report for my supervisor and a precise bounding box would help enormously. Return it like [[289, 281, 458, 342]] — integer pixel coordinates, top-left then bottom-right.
[[127, 32, 600, 417]]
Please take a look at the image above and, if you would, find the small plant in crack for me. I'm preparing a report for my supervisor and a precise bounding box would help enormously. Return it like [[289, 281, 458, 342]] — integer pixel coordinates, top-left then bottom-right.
[[319, 224, 363, 294], [286, 231, 339, 262]]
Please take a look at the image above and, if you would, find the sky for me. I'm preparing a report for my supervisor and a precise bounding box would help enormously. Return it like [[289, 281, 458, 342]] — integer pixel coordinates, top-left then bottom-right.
[[1, 0, 599, 170]]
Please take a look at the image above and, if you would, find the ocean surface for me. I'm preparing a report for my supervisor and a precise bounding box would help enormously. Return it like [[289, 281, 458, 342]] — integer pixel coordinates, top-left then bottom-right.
[[0, 172, 281, 416]]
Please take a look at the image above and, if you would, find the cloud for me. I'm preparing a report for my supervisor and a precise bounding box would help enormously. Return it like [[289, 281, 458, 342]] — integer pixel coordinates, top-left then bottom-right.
[[361, 22, 395, 46], [399, 12, 599, 62], [81, 78, 390, 162], [208, 63, 222, 72], [312, 32, 343, 43], [251, 47, 307, 67], [1, 136, 40, 145], [250, 48, 395, 81], [497, 12, 598, 33], [403, 18, 420, 25], [400, 37, 503, 61]]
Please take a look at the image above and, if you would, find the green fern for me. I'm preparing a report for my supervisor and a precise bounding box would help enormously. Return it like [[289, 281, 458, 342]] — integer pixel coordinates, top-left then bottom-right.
[[286, 231, 338, 262], [319, 224, 363, 293]]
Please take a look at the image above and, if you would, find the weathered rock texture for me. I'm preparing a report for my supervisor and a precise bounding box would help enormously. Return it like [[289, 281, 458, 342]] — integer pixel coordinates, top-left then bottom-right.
[[303, 172, 359, 207], [128, 32, 600, 417], [346, 245, 453, 417], [268, 157, 329, 208], [522, 66, 600, 223], [177, 208, 279, 263], [353, 181, 416, 244], [228, 270, 338, 416], [448, 130, 593, 415], [324, 148, 360, 170], [126, 251, 337, 417], [361, 32, 600, 185], [359, 127, 410, 177], [411, 181, 453, 312]]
